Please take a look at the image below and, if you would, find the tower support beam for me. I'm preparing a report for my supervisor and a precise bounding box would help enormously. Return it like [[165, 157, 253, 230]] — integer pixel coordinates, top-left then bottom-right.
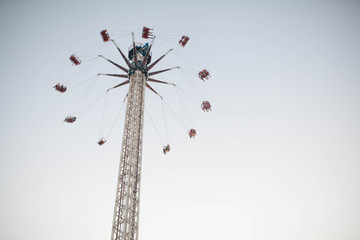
[[107, 35, 178, 240], [111, 69, 146, 240]]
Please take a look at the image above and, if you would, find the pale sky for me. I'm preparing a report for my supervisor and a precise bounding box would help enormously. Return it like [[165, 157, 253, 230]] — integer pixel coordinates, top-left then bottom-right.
[[1, 0, 360, 240]]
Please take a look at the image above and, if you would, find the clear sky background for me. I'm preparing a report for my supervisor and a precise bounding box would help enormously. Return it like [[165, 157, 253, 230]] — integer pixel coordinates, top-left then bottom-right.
[[1, 0, 359, 239]]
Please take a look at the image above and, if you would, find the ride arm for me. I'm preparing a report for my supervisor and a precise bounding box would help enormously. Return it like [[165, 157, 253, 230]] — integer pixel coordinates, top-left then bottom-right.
[[110, 39, 131, 67], [146, 83, 163, 99], [146, 49, 173, 71], [98, 73, 128, 78], [149, 66, 179, 76], [132, 32, 138, 65], [148, 78, 176, 86], [107, 80, 130, 92], [141, 37, 155, 68], [99, 55, 128, 73]]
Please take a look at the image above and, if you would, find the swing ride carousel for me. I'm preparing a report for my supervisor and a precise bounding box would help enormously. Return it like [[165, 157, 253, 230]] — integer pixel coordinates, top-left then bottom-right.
[[54, 26, 213, 240]]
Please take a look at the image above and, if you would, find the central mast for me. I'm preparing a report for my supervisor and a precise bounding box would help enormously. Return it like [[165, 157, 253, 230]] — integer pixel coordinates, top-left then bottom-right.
[[61, 27, 204, 240], [111, 40, 148, 240], [99, 31, 175, 240]]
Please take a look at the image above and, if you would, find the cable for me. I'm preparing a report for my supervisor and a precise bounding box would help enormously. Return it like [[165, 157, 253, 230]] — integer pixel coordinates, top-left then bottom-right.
[[145, 106, 164, 146], [77, 91, 107, 117], [69, 75, 98, 116], [172, 51, 198, 72], [175, 85, 200, 105], [70, 75, 97, 89], [106, 95, 127, 139], [64, 57, 99, 86], [179, 68, 205, 101], [174, 87, 194, 127], [100, 92, 109, 137], [161, 100, 170, 144], [163, 99, 189, 130]]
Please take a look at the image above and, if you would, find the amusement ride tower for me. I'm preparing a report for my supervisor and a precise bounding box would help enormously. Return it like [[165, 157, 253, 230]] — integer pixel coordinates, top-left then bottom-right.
[[100, 33, 177, 240], [60, 27, 210, 240]]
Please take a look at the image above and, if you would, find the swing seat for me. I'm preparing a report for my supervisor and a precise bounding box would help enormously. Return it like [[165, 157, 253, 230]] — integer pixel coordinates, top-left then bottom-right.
[[198, 69, 210, 81], [163, 144, 170, 154], [98, 138, 107, 145], [189, 129, 196, 138], [201, 101, 211, 111], [64, 116, 76, 123], [142, 26, 154, 39], [100, 30, 110, 42], [69, 54, 81, 65], [54, 83, 67, 93], [179, 36, 190, 47]]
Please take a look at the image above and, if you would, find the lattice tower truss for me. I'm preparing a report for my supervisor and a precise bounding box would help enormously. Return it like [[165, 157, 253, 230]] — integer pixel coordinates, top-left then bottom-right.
[[111, 68, 146, 240], [100, 35, 176, 240]]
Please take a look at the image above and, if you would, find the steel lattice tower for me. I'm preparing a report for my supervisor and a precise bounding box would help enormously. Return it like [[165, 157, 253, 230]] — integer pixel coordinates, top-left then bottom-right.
[[98, 33, 177, 240]]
